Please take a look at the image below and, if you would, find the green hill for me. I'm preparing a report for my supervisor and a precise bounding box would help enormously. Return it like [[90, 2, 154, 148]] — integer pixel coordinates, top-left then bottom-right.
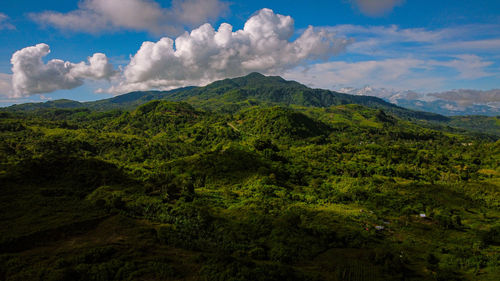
[[6, 99, 84, 111], [161, 73, 448, 121], [235, 106, 331, 140], [1, 98, 499, 280], [448, 115, 500, 136]]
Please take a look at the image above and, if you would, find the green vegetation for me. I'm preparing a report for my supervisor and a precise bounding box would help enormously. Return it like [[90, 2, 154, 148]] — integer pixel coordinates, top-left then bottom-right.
[[7, 73, 500, 137], [0, 74, 499, 280], [448, 115, 500, 136]]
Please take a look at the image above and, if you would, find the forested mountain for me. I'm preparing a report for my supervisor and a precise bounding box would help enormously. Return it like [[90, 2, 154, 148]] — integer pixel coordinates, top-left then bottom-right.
[[6, 73, 445, 120], [1, 75, 499, 281], [6, 73, 499, 137]]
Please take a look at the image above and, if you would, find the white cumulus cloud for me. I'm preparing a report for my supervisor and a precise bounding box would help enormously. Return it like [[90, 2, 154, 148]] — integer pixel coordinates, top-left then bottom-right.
[[351, 0, 405, 17], [11, 43, 116, 97], [109, 8, 352, 93], [30, 0, 229, 35]]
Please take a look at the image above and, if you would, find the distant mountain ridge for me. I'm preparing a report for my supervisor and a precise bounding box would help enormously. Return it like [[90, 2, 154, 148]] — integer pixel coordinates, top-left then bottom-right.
[[340, 86, 500, 116]]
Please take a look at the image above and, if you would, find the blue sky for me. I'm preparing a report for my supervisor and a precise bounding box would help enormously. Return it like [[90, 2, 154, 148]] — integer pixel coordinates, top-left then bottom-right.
[[0, 0, 499, 106]]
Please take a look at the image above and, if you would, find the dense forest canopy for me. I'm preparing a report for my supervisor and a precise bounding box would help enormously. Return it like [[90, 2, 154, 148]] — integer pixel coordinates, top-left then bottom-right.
[[0, 74, 499, 281]]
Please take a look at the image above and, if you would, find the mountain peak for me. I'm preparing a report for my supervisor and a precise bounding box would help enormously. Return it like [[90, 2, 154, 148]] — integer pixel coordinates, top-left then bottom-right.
[[245, 72, 266, 79], [201, 72, 297, 91], [231, 72, 287, 85]]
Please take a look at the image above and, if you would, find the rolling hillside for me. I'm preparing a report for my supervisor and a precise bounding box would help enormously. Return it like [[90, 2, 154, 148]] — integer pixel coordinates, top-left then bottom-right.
[[1, 99, 499, 280]]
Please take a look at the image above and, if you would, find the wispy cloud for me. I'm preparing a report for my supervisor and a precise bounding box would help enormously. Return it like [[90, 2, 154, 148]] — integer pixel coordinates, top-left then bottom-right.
[[30, 0, 229, 36], [290, 23, 500, 91], [327, 24, 500, 57], [350, 0, 405, 17], [284, 54, 497, 92], [429, 89, 500, 106], [431, 38, 500, 53], [0, 12, 15, 30], [284, 58, 444, 91], [430, 54, 494, 79]]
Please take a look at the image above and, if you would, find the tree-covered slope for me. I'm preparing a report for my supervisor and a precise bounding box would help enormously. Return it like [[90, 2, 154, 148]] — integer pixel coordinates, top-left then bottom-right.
[[235, 106, 331, 140], [6, 99, 84, 111], [1, 101, 499, 280], [87, 87, 196, 111], [448, 115, 500, 136], [163, 73, 448, 121]]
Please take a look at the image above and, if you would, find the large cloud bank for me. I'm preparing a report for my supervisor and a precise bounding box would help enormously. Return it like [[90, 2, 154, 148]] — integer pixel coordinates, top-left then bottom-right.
[[11, 43, 115, 97], [109, 8, 352, 93], [31, 0, 228, 35]]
